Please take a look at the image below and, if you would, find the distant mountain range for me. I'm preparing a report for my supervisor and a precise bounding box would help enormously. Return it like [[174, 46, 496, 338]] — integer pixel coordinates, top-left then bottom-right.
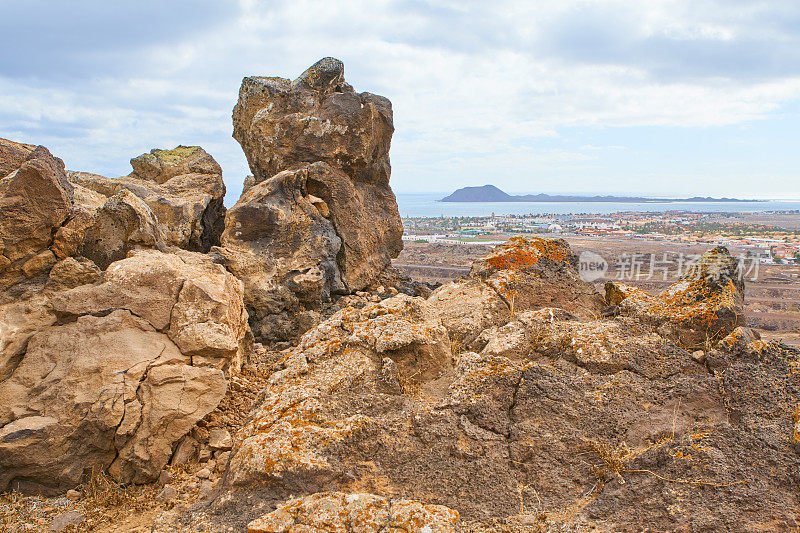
[[439, 184, 759, 203]]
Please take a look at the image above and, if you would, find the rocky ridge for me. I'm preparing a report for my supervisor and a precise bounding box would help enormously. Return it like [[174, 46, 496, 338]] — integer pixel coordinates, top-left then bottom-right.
[[1, 59, 799, 533]]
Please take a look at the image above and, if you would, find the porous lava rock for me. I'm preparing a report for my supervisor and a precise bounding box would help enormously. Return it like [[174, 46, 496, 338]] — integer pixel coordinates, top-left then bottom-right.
[[222, 57, 403, 342], [605, 246, 745, 349], [0, 144, 74, 289]]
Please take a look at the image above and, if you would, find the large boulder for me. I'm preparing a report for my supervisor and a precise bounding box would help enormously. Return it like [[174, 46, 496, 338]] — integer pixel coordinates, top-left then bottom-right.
[[227, 294, 451, 486], [51, 249, 250, 372], [68, 145, 226, 254], [0, 310, 226, 490], [0, 249, 250, 491], [0, 145, 74, 288], [429, 237, 605, 347], [224, 58, 403, 342], [605, 246, 745, 350]]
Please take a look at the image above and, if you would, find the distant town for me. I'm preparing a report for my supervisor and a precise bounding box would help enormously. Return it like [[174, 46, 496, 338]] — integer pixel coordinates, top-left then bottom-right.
[[402, 210, 800, 263]]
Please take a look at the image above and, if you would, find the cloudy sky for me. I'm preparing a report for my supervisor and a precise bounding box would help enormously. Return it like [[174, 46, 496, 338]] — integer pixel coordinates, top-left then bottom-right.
[[2, 0, 799, 202]]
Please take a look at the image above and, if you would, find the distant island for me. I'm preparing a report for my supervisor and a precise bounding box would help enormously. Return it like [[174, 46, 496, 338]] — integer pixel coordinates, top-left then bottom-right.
[[440, 184, 759, 203]]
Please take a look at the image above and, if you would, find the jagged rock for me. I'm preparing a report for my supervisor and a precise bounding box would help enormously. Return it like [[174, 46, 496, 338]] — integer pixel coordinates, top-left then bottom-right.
[[246, 492, 460, 533], [0, 145, 74, 288], [225, 58, 403, 342], [430, 237, 604, 347], [233, 57, 395, 188], [0, 309, 226, 490], [51, 249, 250, 372], [605, 246, 745, 350], [0, 138, 35, 178], [470, 236, 605, 319], [428, 278, 510, 347], [227, 294, 450, 486], [68, 145, 226, 254], [78, 190, 166, 269]]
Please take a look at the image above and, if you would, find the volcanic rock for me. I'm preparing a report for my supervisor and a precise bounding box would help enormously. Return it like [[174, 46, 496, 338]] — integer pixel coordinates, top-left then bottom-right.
[[68, 145, 226, 254], [224, 57, 403, 342], [0, 145, 74, 289], [246, 492, 460, 533], [0, 249, 250, 491], [605, 246, 745, 349], [430, 237, 604, 347]]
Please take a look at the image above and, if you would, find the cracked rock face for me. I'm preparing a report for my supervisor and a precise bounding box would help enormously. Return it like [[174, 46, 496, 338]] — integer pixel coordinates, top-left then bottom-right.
[[178, 237, 800, 532], [0, 143, 74, 289], [0, 249, 250, 491], [223, 57, 403, 343], [605, 246, 745, 350], [68, 145, 227, 255]]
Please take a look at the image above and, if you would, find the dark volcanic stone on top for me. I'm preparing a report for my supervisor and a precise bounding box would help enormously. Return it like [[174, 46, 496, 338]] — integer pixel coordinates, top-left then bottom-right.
[[226, 58, 403, 342]]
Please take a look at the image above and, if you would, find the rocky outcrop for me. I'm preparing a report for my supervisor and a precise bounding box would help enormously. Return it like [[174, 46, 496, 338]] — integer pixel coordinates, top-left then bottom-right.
[[223, 57, 403, 342], [162, 236, 800, 533], [227, 294, 451, 486], [247, 492, 460, 533], [0, 138, 35, 178], [0, 144, 74, 289], [0, 249, 250, 492], [69, 145, 226, 254], [430, 237, 604, 347], [605, 246, 745, 350]]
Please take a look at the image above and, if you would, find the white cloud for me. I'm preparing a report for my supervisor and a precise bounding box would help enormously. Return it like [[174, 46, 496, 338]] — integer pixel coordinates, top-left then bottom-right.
[[1, 0, 799, 199]]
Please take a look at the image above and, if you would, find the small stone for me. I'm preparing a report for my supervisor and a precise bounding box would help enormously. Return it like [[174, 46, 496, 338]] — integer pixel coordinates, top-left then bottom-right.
[[198, 445, 212, 463], [157, 485, 179, 503], [158, 470, 173, 485], [196, 467, 212, 479], [208, 429, 233, 451], [370, 294, 381, 303], [388, 287, 398, 295], [376, 285, 385, 293], [65, 489, 80, 501], [199, 480, 215, 495], [206, 459, 216, 472], [171, 436, 198, 466], [48, 511, 84, 532], [691, 350, 706, 363], [215, 451, 231, 471]]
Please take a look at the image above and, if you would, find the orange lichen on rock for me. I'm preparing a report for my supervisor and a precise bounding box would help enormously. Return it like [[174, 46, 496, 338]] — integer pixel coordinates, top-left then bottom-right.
[[246, 491, 459, 533], [481, 236, 570, 272], [229, 294, 452, 485], [605, 247, 745, 350]]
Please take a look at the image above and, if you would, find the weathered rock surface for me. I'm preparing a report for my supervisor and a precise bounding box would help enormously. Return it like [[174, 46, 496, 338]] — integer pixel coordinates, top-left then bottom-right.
[[227, 294, 451, 486], [158, 237, 800, 533], [605, 246, 745, 350], [51, 249, 250, 372], [224, 58, 403, 342], [0, 144, 74, 288], [69, 145, 226, 254], [0, 249, 251, 492], [430, 237, 604, 348], [0, 137, 35, 178], [246, 492, 460, 533]]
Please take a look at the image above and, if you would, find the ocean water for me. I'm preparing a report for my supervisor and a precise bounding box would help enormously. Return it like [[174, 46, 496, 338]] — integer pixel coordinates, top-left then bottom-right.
[[395, 193, 800, 218]]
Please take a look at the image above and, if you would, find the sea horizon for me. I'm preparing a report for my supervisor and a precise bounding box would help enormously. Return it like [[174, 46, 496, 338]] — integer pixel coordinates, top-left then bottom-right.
[[395, 192, 800, 218]]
